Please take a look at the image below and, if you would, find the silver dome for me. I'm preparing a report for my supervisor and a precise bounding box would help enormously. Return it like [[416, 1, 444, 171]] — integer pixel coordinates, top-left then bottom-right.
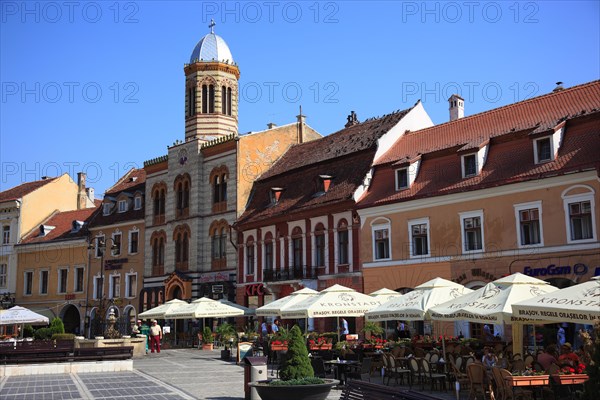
[[189, 32, 234, 64]]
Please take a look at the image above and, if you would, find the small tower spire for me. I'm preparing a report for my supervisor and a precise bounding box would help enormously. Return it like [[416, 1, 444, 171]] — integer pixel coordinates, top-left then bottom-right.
[[209, 19, 216, 34]]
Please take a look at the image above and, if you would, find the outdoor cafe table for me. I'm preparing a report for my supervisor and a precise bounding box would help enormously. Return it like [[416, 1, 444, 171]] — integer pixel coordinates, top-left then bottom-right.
[[505, 375, 550, 400], [325, 359, 360, 386]]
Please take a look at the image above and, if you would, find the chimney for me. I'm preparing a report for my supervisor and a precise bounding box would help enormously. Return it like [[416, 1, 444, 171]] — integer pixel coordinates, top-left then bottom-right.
[[296, 106, 306, 144], [448, 94, 464, 121], [86, 187, 95, 203], [267, 122, 277, 129], [344, 111, 359, 128], [553, 81, 565, 92], [77, 172, 87, 210]]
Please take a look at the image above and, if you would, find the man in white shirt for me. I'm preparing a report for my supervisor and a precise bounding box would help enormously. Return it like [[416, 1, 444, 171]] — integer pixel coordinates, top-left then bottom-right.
[[149, 320, 163, 353], [271, 319, 279, 334]]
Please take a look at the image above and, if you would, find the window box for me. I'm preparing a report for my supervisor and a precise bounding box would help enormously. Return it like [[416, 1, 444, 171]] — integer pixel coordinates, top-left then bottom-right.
[[505, 375, 549, 386], [552, 374, 588, 385]]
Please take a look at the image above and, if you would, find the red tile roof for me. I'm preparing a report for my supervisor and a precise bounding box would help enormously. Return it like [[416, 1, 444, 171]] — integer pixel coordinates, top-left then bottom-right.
[[376, 80, 600, 166], [0, 177, 57, 202], [105, 168, 146, 195], [20, 203, 101, 244], [359, 81, 600, 208], [89, 168, 146, 227], [259, 108, 413, 180], [237, 108, 413, 226]]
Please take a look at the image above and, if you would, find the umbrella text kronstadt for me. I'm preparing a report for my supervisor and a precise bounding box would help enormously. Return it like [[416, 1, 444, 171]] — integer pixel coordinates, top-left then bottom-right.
[[511, 276, 600, 324], [256, 287, 318, 317]]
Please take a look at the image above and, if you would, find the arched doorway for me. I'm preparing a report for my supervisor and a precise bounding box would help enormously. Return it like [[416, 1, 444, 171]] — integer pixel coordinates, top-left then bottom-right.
[[60, 305, 81, 335]]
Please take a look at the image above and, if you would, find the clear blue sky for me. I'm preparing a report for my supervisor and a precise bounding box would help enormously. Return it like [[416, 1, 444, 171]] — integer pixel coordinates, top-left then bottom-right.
[[1, 1, 599, 195]]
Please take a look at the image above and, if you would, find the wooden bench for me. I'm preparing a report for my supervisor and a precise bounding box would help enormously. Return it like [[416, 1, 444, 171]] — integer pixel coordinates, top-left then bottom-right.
[[0, 340, 74, 364], [340, 380, 443, 400], [73, 346, 133, 361]]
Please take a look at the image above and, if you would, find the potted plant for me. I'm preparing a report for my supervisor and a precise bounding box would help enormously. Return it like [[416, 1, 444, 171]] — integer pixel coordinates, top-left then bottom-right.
[[216, 323, 237, 360], [201, 326, 214, 351], [362, 321, 384, 340], [249, 325, 338, 400]]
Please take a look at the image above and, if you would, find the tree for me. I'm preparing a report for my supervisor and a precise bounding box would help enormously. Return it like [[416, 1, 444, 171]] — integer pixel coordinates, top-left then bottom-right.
[[50, 317, 65, 334], [280, 325, 314, 381]]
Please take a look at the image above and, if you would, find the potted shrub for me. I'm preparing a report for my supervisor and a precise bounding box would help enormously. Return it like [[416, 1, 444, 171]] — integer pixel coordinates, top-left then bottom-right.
[[249, 325, 338, 400], [361, 321, 384, 343], [201, 326, 214, 351], [216, 323, 237, 360]]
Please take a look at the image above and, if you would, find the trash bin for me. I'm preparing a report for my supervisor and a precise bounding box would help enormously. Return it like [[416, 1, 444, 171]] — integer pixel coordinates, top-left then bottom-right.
[[243, 356, 268, 400]]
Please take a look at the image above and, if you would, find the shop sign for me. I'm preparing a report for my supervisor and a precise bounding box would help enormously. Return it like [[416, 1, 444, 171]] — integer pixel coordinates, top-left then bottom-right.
[[523, 263, 590, 277], [104, 258, 128, 270], [199, 271, 231, 283], [65, 294, 75, 300], [245, 283, 265, 296], [455, 268, 498, 284]]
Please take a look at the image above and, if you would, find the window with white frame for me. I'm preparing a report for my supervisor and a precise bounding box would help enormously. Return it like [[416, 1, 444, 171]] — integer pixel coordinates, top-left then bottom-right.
[[129, 230, 139, 254], [24, 271, 33, 295], [93, 276, 103, 300], [246, 242, 255, 275], [372, 224, 390, 260], [314, 228, 326, 267], [112, 233, 121, 256], [566, 198, 594, 241], [2, 225, 10, 244], [58, 268, 68, 293], [264, 238, 274, 271], [514, 202, 543, 247], [395, 168, 409, 190], [462, 154, 477, 178], [460, 211, 484, 252], [292, 237, 303, 268], [534, 137, 553, 163], [409, 218, 430, 257], [40, 270, 48, 294], [134, 196, 142, 210], [103, 203, 112, 215], [110, 275, 120, 298], [118, 200, 127, 213], [95, 235, 105, 258], [125, 273, 137, 298], [0, 264, 7, 288], [337, 222, 349, 265], [74, 266, 84, 292]]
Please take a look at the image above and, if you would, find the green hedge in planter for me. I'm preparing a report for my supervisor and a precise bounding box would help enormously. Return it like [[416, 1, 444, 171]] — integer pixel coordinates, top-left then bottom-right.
[[280, 325, 316, 382]]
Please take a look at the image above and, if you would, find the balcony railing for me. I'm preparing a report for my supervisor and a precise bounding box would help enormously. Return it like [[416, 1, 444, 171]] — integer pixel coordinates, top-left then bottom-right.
[[263, 265, 321, 282]]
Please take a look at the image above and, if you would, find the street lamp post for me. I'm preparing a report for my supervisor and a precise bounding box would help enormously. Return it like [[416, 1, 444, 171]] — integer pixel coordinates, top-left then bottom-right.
[[91, 237, 117, 337]]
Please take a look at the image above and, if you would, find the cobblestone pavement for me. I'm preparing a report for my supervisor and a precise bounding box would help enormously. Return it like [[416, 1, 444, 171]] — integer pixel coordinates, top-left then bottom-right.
[[1, 349, 457, 400]]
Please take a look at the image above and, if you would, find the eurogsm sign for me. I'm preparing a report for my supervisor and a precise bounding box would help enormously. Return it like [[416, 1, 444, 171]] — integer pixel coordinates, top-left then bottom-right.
[[246, 283, 265, 296]]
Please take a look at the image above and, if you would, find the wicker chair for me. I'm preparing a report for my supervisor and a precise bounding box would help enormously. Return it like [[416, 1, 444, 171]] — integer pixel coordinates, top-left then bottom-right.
[[421, 358, 447, 391], [467, 363, 492, 400]]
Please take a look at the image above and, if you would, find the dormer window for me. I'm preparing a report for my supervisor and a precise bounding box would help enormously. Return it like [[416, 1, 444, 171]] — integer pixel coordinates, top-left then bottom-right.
[[462, 154, 477, 178], [395, 168, 408, 190], [534, 137, 552, 163], [39, 225, 55, 236], [71, 220, 84, 233], [118, 200, 127, 213], [320, 175, 333, 192], [270, 187, 283, 204], [134, 196, 142, 210], [103, 203, 112, 216]]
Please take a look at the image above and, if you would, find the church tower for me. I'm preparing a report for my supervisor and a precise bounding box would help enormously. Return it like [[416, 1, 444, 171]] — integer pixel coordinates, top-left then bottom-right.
[[184, 20, 239, 141]]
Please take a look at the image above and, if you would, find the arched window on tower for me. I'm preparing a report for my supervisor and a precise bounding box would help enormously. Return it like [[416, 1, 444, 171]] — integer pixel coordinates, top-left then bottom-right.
[[221, 86, 227, 114], [210, 220, 228, 270], [151, 231, 166, 276], [213, 176, 221, 204], [227, 87, 232, 116], [187, 86, 196, 117], [202, 85, 208, 114], [210, 167, 229, 213], [174, 225, 190, 271], [209, 85, 215, 113], [152, 183, 166, 225], [174, 174, 190, 218]]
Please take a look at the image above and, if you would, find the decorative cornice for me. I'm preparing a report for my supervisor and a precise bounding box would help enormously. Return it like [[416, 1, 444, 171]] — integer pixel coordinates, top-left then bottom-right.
[[200, 133, 237, 150], [144, 155, 168, 167], [184, 62, 240, 79]]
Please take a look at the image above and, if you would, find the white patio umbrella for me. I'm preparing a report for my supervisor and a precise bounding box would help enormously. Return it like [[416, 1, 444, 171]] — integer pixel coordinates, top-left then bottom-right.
[[511, 276, 600, 324], [138, 299, 188, 320], [166, 297, 244, 319], [430, 273, 559, 356], [280, 284, 383, 341], [366, 278, 472, 322], [0, 306, 49, 326], [218, 299, 256, 316], [368, 288, 405, 337], [256, 287, 318, 317], [429, 273, 558, 324]]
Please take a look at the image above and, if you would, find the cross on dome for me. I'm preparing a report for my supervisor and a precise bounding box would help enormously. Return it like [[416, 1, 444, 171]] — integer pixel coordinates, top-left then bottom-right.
[[209, 19, 215, 34]]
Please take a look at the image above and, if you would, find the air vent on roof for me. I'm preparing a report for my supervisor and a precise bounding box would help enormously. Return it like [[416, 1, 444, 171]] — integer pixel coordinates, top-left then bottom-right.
[[39, 225, 56, 236]]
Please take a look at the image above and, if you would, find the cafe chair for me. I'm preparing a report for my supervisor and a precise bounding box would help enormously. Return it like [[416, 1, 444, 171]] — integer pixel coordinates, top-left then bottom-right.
[[511, 359, 526, 373], [524, 354, 535, 368], [409, 357, 426, 390], [347, 357, 372, 382], [311, 357, 332, 379], [467, 363, 492, 400], [382, 352, 393, 385], [389, 354, 411, 386], [498, 368, 533, 400], [421, 358, 447, 391], [450, 360, 471, 395]]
